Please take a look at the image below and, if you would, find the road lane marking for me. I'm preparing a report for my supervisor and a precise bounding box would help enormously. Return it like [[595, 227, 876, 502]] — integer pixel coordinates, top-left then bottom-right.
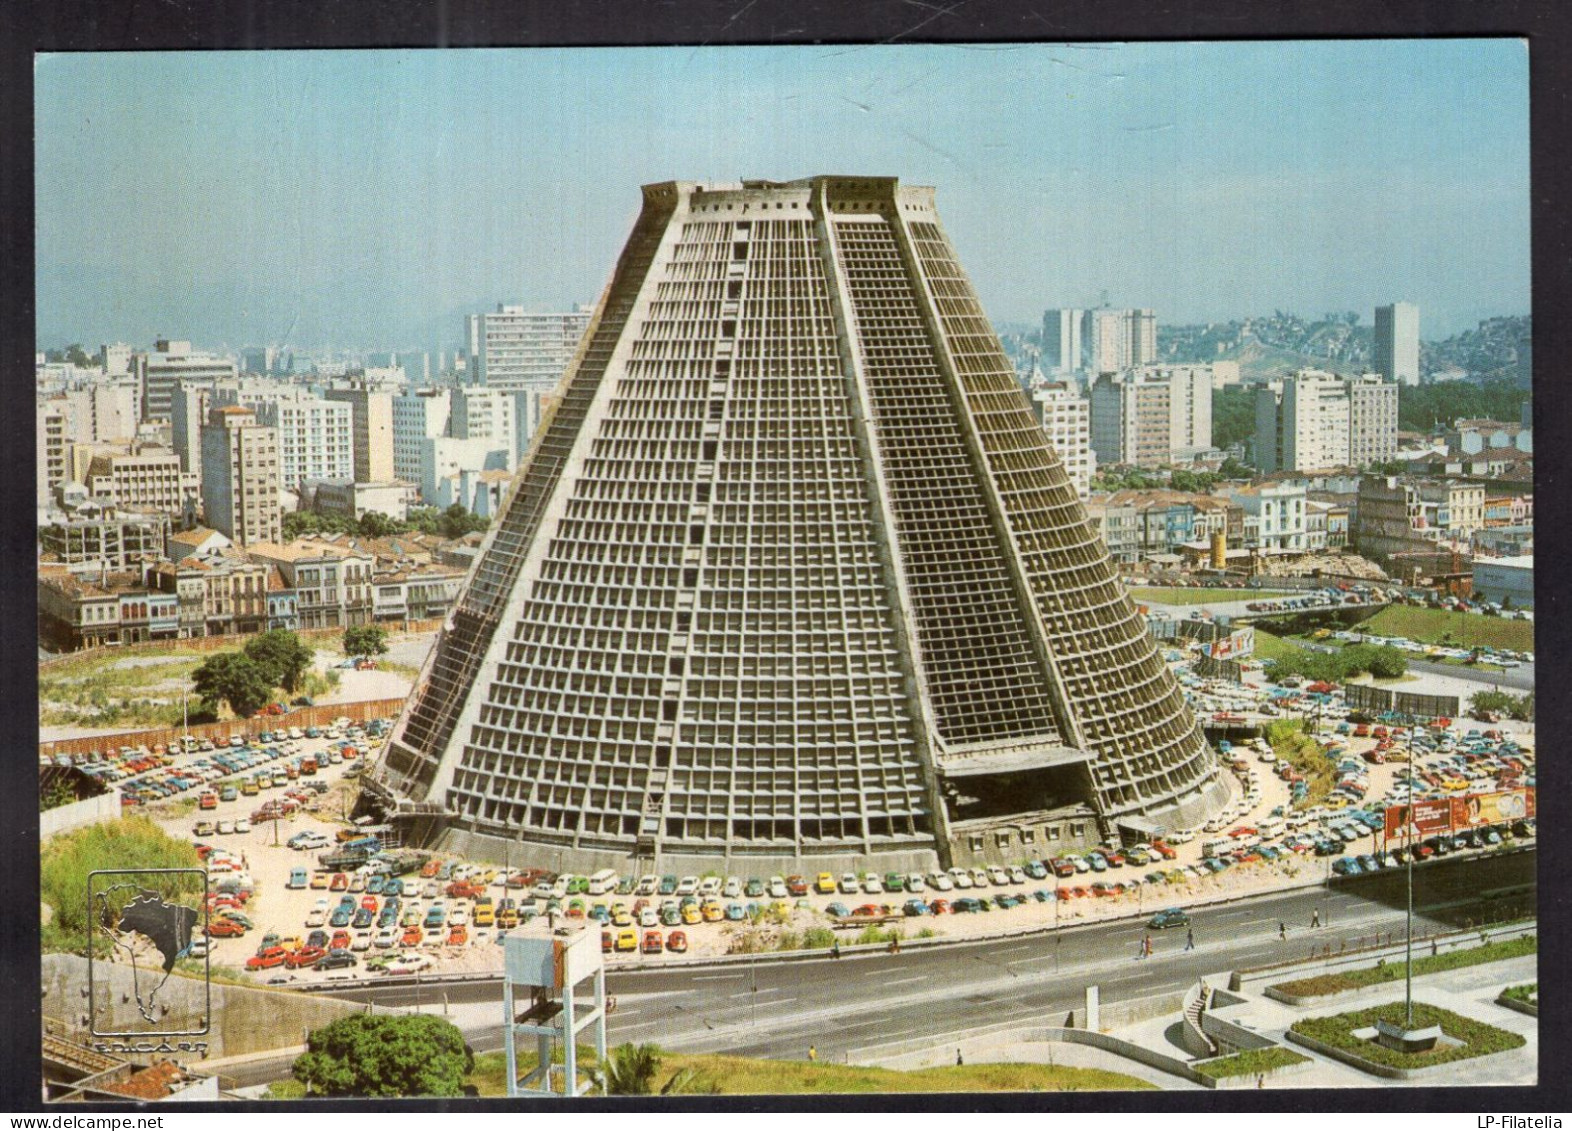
[[885, 974, 926, 986], [692, 973, 746, 981], [728, 986, 785, 999]]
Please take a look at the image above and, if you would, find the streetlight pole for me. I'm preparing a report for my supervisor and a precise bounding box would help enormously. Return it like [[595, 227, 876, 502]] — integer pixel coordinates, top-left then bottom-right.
[[1404, 711, 1415, 1029]]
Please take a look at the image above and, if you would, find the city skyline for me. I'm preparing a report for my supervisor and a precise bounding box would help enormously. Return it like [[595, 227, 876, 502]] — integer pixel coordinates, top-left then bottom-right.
[[36, 41, 1529, 351]]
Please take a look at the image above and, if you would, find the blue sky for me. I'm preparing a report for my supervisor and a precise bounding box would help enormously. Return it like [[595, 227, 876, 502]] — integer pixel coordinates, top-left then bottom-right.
[[35, 40, 1529, 351]]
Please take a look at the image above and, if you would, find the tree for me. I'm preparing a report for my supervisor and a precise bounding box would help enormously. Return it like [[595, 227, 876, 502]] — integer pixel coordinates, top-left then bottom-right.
[[191, 652, 274, 718], [1217, 456, 1255, 480], [1365, 645, 1408, 680], [344, 624, 389, 658], [243, 629, 315, 692], [439, 503, 490, 539], [590, 1043, 718, 1096], [1211, 386, 1259, 450], [64, 343, 92, 368], [293, 1014, 473, 1098], [357, 511, 408, 537], [283, 509, 357, 540]]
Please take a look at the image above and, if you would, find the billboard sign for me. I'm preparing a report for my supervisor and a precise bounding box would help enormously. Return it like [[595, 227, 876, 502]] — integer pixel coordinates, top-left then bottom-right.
[[1451, 788, 1533, 829], [1383, 799, 1453, 839]]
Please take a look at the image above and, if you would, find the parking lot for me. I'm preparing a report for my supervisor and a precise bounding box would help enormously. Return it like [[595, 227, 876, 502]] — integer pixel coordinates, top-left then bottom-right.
[[59, 626, 1533, 988]]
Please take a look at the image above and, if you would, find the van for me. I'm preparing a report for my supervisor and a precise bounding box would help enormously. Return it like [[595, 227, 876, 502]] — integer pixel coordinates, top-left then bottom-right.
[[288, 867, 309, 890], [1258, 817, 1285, 839], [1202, 837, 1233, 859], [587, 868, 620, 897]]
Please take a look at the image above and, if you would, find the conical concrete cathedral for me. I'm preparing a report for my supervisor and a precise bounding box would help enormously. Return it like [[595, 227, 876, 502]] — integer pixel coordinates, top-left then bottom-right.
[[375, 177, 1228, 872]]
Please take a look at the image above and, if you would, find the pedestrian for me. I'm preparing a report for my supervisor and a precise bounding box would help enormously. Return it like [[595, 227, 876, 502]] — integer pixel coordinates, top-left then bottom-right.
[[1278, 921, 1286, 940], [1311, 906, 1320, 928], [1185, 927, 1195, 951], [956, 1049, 964, 1066], [1431, 938, 1438, 959], [1256, 1073, 1264, 1089], [1144, 933, 1153, 958], [808, 1045, 817, 1062], [832, 939, 840, 959]]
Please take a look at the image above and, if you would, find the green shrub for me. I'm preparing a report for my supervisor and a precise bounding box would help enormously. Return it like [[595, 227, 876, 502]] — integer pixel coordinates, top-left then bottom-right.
[[1291, 1001, 1525, 1069], [801, 927, 837, 949], [41, 817, 202, 955], [1193, 1047, 1310, 1078], [1273, 935, 1536, 998]]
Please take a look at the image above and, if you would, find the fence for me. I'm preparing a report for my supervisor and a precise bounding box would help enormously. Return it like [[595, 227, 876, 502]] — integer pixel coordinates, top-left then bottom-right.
[[38, 618, 445, 671], [1196, 654, 1248, 682], [39, 697, 408, 760]]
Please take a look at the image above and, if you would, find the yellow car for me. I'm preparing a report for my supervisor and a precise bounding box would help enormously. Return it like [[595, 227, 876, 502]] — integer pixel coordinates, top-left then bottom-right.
[[612, 906, 633, 927], [615, 928, 638, 952], [681, 903, 702, 926], [815, 872, 836, 894], [310, 872, 331, 890], [769, 901, 792, 918], [701, 901, 723, 923], [473, 904, 495, 927]]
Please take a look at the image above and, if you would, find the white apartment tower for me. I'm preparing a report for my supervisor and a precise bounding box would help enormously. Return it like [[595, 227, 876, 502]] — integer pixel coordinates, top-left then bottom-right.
[[133, 340, 237, 422], [1041, 309, 1083, 374], [1031, 383, 1096, 495], [1088, 366, 1212, 468], [465, 304, 594, 394], [1374, 302, 1420, 386], [1254, 370, 1396, 473], [1083, 308, 1158, 375], [392, 389, 453, 487], [200, 405, 282, 546]]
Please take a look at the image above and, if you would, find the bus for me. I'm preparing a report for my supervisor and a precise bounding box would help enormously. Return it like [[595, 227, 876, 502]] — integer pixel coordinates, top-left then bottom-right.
[[587, 869, 621, 896]]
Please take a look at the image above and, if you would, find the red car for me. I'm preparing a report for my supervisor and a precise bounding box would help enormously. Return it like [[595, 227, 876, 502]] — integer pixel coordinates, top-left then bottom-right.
[[245, 946, 287, 970], [329, 873, 349, 891], [204, 918, 246, 938], [785, 875, 809, 897], [642, 930, 663, 954], [928, 899, 951, 915], [360, 895, 379, 912], [421, 859, 443, 879], [285, 946, 326, 969], [666, 930, 688, 953], [330, 930, 352, 951], [1050, 858, 1076, 878], [601, 930, 614, 954], [1151, 840, 1177, 860]]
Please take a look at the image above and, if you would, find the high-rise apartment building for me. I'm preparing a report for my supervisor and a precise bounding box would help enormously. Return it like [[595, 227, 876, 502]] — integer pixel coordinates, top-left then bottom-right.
[[99, 343, 133, 376], [200, 405, 281, 546], [373, 177, 1224, 873], [1041, 308, 1083, 374], [1345, 373, 1399, 467], [465, 304, 594, 393], [1374, 302, 1420, 386], [1083, 308, 1158, 375], [60, 383, 139, 445], [1089, 366, 1212, 468], [36, 400, 69, 509], [133, 340, 237, 422], [1254, 370, 1396, 472], [213, 386, 353, 489], [392, 389, 452, 487], [84, 447, 186, 515], [325, 386, 397, 483], [1031, 382, 1096, 495]]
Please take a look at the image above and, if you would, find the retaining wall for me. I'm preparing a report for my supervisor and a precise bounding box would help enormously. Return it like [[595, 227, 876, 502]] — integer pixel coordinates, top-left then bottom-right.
[[40, 698, 407, 760], [41, 790, 122, 839], [42, 954, 384, 1063]]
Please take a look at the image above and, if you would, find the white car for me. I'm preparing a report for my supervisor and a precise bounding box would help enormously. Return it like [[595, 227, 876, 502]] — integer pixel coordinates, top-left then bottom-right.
[[926, 872, 953, 892], [639, 907, 659, 928], [186, 938, 210, 959], [306, 901, 329, 928], [860, 874, 882, 894], [294, 833, 330, 851], [905, 873, 927, 893], [676, 876, 700, 896], [1007, 866, 1027, 885], [699, 877, 724, 897], [386, 953, 433, 976], [986, 865, 1009, 886], [234, 818, 252, 833], [948, 867, 974, 889], [839, 873, 860, 894], [722, 877, 742, 899], [216, 820, 235, 835], [635, 875, 659, 896], [769, 876, 789, 899], [351, 931, 373, 951], [970, 868, 990, 888], [448, 908, 468, 927]]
